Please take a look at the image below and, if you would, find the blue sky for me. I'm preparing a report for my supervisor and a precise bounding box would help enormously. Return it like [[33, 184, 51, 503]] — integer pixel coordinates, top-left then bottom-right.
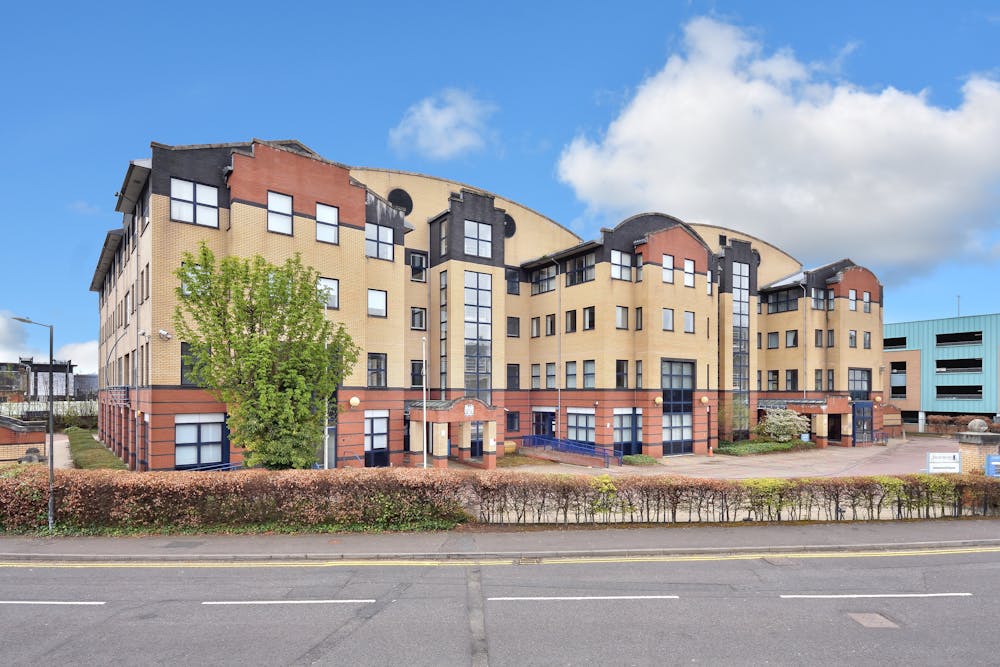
[[1, 1, 998, 373]]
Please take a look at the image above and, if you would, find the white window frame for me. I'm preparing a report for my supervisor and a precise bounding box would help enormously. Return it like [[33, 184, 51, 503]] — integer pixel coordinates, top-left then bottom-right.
[[683, 259, 695, 287], [318, 277, 339, 309], [611, 250, 633, 281], [364, 410, 389, 451], [662, 308, 674, 331], [170, 178, 218, 228], [365, 223, 394, 261], [616, 306, 628, 330], [267, 191, 293, 235], [662, 254, 674, 283], [367, 289, 387, 317], [411, 306, 426, 330], [316, 203, 339, 244], [174, 413, 225, 468], [683, 310, 695, 334], [463, 220, 492, 258]]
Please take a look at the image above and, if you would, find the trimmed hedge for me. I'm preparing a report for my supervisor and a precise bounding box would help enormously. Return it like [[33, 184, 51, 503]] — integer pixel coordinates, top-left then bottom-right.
[[717, 441, 818, 456], [2, 465, 999, 533]]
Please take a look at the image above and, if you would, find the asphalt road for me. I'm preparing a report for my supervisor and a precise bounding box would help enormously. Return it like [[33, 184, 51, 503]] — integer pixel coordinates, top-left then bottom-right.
[[3, 548, 999, 666]]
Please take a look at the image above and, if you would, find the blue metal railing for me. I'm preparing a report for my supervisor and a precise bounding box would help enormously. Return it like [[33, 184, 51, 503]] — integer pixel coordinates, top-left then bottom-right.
[[181, 462, 243, 472], [519, 435, 622, 467]]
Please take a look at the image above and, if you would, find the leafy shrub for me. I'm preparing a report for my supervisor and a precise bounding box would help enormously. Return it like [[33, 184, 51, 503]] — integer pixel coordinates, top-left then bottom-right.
[[753, 409, 811, 442], [622, 454, 658, 466]]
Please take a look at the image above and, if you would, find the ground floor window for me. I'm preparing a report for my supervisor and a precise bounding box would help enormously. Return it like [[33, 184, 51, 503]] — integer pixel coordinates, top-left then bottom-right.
[[364, 409, 389, 467], [567, 409, 596, 444], [661, 359, 694, 455], [613, 408, 643, 456], [174, 413, 226, 469]]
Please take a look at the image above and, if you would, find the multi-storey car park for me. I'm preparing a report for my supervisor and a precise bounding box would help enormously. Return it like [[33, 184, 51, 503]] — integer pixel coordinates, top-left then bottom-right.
[[91, 139, 886, 471]]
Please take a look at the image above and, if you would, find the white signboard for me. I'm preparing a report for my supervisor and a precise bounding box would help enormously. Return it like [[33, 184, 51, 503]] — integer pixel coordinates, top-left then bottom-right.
[[464, 403, 474, 417], [926, 452, 961, 474]]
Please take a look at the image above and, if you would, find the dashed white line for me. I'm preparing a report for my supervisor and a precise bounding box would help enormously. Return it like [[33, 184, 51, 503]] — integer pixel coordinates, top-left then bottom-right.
[[781, 593, 972, 599], [0, 601, 106, 605], [488, 595, 680, 601], [202, 599, 376, 606]]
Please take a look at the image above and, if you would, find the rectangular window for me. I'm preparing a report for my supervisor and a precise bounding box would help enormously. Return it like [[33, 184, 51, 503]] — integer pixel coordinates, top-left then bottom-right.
[[411, 307, 426, 330], [267, 191, 293, 235], [636, 360, 643, 389], [815, 369, 823, 391], [611, 250, 633, 281], [684, 311, 695, 334], [764, 288, 800, 314], [616, 306, 628, 330], [683, 259, 695, 287], [411, 360, 424, 388], [827, 330, 835, 348], [567, 409, 596, 444], [583, 306, 595, 331], [506, 411, 520, 433], [530, 265, 557, 294], [767, 332, 779, 349], [180, 341, 201, 387], [565, 361, 577, 389], [767, 370, 778, 391], [367, 353, 387, 388], [635, 307, 643, 331], [849, 289, 857, 311], [785, 370, 798, 391], [530, 317, 540, 338], [565, 310, 577, 333], [583, 360, 596, 388], [785, 330, 798, 348], [365, 223, 394, 260], [170, 178, 218, 228], [757, 332, 762, 349], [318, 277, 339, 309], [506, 316, 520, 338], [464, 220, 492, 258], [124, 291, 131, 325], [757, 370, 762, 391], [815, 329, 823, 348], [506, 269, 520, 295], [884, 336, 906, 349], [863, 331, 871, 349], [531, 364, 541, 390], [616, 360, 629, 389], [662, 308, 674, 331], [410, 252, 427, 282], [439, 219, 448, 256], [848, 368, 872, 401], [827, 369, 835, 392], [546, 362, 556, 389], [706, 269, 713, 295], [367, 289, 387, 317], [662, 254, 674, 283], [174, 413, 225, 468], [545, 313, 556, 336], [506, 364, 520, 390], [316, 203, 339, 244], [849, 330, 857, 348], [364, 410, 389, 452], [565, 253, 596, 286], [863, 291, 871, 313]]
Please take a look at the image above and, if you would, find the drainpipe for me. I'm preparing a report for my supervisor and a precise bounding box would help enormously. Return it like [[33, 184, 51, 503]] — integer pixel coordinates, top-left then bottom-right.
[[800, 280, 807, 400], [550, 257, 562, 440]]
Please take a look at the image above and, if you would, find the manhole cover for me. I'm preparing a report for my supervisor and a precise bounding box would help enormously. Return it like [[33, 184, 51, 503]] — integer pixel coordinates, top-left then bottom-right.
[[848, 612, 899, 628]]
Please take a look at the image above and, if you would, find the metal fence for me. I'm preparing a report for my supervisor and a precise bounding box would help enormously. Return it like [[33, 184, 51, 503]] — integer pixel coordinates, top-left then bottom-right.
[[0, 400, 98, 419], [520, 435, 623, 467]]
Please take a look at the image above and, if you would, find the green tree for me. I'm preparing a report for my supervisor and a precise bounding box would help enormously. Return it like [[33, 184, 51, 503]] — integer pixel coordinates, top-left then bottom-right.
[[753, 408, 811, 443], [173, 243, 360, 469]]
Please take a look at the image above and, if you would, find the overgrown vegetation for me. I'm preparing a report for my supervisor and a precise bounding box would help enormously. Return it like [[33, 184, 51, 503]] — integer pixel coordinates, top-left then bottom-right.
[[497, 454, 556, 467], [65, 427, 126, 470], [174, 244, 360, 469], [622, 454, 658, 466], [1, 467, 998, 534], [717, 440, 818, 456]]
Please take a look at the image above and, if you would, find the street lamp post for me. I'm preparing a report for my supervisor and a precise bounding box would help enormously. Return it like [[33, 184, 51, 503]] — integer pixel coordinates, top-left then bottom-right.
[[12, 317, 55, 531]]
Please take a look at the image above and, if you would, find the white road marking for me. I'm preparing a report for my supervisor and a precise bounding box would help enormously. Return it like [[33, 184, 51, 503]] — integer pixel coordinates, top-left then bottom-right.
[[781, 593, 972, 599], [202, 599, 376, 605], [0, 601, 105, 605], [488, 595, 679, 601]]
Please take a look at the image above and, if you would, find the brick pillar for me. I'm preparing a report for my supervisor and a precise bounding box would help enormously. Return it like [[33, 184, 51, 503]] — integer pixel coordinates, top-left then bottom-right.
[[457, 421, 471, 462], [482, 421, 497, 469], [432, 422, 449, 468]]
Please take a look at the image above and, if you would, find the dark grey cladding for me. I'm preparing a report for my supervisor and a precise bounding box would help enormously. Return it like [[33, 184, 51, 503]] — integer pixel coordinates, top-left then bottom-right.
[[430, 189, 507, 269], [366, 191, 407, 245], [599, 213, 713, 264], [150, 145, 235, 205], [718, 239, 759, 295]]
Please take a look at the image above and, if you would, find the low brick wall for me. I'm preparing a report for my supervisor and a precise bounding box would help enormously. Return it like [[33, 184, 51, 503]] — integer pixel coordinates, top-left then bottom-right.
[[0, 442, 44, 462]]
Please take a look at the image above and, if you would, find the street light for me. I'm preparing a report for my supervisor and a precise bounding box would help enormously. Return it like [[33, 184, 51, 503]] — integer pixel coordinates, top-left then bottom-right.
[[12, 316, 55, 531]]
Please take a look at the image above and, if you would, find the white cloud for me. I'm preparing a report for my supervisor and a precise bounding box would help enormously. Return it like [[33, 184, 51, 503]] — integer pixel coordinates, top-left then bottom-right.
[[557, 17, 1000, 281], [57, 341, 98, 375], [389, 89, 497, 160], [0, 311, 98, 374], [68, 200, 102, 215]]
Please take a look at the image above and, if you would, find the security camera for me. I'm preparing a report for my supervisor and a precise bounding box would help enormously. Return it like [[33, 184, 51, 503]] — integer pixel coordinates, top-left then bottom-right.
[[158, 329, 172, 340], [138, 329, 147, 337]]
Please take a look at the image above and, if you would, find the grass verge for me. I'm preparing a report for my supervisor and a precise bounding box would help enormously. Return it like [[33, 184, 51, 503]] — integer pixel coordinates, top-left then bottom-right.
[[497, 453, 556, 467], [622, 454, 659, 466], [65, 427, 127, 470], [717, 440, 819, 456]]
